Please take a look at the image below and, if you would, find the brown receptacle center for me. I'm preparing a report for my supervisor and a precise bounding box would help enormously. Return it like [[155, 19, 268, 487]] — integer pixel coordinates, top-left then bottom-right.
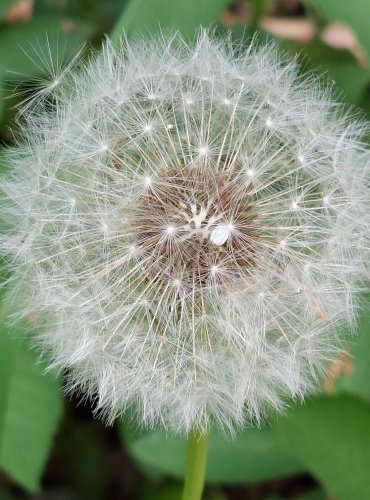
[[135, 166, 258, 292]]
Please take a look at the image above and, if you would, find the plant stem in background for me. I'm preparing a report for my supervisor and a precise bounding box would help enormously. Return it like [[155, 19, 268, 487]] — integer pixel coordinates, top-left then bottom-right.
[[182, 429, 209, 500], [249, 0, 267, 31]]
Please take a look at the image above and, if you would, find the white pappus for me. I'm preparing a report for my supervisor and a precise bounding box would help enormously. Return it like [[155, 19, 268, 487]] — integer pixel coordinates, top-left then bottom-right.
[[1, 30, 370, 434]]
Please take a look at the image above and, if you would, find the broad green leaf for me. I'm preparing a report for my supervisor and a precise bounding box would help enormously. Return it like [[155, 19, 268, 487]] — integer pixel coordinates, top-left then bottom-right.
[[0, 307, 63, 492], [0, 90, 4, 137], [304, 42, 370, 104], [0, 16, 92, 128], [34, 0, 127, 32], [303, 0, 370, 55], [120, 423, 304, 484], [111, 0, 230, 41], [0, 17, 92, 79], [334, 297, 370, 401], [0, 0, 14, 20], [275, 395, 370, 500], [279, 38, 370, 104], [359, 89, 370, 120], [327, 62, 370, 104]]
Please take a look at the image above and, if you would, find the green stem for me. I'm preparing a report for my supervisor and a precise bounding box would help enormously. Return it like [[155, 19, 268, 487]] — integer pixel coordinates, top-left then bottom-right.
[[249, 0, 267, 32], [182, 429, 209, 500]]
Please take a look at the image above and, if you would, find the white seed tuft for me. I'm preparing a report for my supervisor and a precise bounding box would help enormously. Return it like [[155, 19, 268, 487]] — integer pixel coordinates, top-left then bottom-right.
[[0, 30, 369, 435], [210, 224, 234, 246]]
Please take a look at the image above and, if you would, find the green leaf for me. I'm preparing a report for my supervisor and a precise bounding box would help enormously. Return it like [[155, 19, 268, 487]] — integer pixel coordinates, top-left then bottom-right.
[[303, 0, 370, 55], [304, 41, 370, 104], [120, 423, 304, 484], [334, 296, 370, 401], [0, 16, 92, 80], [0, 88, 4, 137], [0, 0, 14, 20], [111, 0, 230, 42], [279, 38, 370, 104], [275, 395, 370, 500], [0, 307, 63, 493], [0, 15, 92, 130]]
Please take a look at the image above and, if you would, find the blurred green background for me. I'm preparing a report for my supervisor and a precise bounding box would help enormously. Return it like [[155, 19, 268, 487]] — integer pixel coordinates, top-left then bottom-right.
[[1, 1, 370, 499]]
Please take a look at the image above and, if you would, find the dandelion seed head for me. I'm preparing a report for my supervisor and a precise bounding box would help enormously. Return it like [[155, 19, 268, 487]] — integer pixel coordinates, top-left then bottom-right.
[[1, 30, 370, 434], [265, 117, 273, 128], [143, 176, 152, 188]]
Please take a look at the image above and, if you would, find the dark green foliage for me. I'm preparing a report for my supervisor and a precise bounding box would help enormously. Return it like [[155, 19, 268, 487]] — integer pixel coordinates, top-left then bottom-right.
[[119, 424, 305, 484], [0, 307, 62, 492]]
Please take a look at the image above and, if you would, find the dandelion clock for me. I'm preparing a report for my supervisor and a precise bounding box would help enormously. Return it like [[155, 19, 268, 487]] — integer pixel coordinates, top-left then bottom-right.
[[1, 31, 369, 499]]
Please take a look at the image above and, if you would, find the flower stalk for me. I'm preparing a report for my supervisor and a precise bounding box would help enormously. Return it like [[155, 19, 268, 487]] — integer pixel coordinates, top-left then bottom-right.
[[182, 429, 209, 500]]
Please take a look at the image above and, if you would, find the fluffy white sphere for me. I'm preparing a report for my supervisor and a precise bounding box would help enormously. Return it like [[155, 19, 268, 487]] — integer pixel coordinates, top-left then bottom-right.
[[1, 31, 369, 433]]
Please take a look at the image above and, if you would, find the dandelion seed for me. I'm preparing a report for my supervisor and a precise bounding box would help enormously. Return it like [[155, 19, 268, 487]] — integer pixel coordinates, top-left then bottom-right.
[[0, 31, 369, 435], [265, 117, 273, 128], [210, 224, 234, 246]]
